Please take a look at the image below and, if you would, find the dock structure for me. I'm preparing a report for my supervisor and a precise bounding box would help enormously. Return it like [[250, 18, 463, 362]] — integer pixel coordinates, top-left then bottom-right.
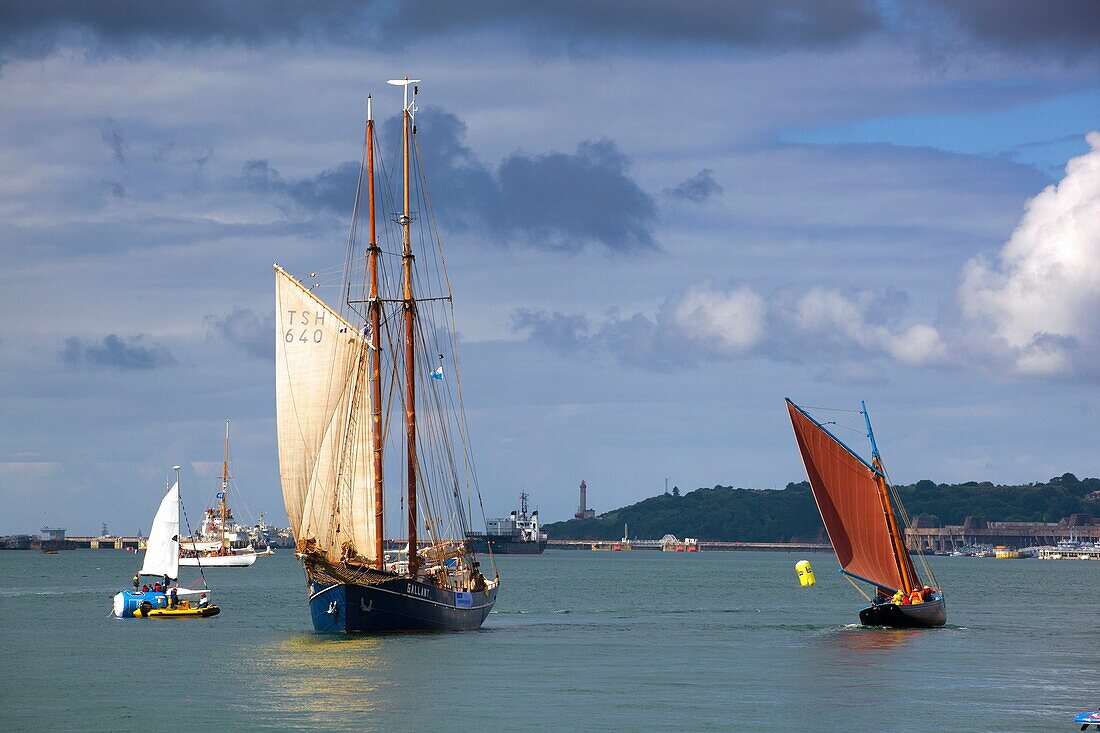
[[905, 516, 1100, 553], [0, 535, 146, 550], [68, 535, 145, 550]]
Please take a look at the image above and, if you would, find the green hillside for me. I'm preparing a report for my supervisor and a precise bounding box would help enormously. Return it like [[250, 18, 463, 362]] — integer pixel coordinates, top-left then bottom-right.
[[542, 473, 1100, 542]]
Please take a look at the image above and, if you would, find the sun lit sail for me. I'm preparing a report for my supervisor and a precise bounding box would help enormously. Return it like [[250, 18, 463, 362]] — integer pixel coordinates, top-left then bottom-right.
[[140, 481, 180, 579], [786, 400, 907, 592], [275, 267, 378, 566]]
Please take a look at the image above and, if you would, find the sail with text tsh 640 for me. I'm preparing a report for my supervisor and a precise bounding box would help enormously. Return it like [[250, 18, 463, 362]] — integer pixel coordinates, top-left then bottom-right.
[[141, 481, 180, 580], [786, 400, 906, 592], [274, 266, 378, 567]]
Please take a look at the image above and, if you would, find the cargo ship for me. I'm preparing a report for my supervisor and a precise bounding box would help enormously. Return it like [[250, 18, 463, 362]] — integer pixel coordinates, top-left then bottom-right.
[[465, 493, 548, 555]]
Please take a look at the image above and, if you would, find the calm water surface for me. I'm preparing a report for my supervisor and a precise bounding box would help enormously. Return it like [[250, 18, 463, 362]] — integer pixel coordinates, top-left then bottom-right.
[[0, 549, 1096, 732]]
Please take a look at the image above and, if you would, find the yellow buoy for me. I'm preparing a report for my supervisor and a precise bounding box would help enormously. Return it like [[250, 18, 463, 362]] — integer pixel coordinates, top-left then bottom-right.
[[795, 559, 816, 587]]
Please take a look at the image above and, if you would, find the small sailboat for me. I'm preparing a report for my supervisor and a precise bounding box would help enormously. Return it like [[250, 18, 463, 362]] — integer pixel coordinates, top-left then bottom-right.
[[113, 467, 220, 619], [180, 421, 257, 568], [274, 78, 498, 632], [786, 399, 945, 628]]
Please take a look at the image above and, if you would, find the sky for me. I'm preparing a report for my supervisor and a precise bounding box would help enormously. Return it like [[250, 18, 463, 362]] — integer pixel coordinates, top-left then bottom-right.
[[1, 1, 1099, 535]]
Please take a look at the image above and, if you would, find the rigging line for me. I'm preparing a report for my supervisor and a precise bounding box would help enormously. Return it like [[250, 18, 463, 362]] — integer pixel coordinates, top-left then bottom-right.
[[882, 463, 938, 588], [844, 574, 872, 602], [178, 492, 209, 590], [227, 477, 257, 528], [341, 117, 370, 318], [419, 336, 474, 541], [413, 134, 479, 526], [801, 406, 861, 413], [414, 320, 465, 542], [412, 138, 447, 302]]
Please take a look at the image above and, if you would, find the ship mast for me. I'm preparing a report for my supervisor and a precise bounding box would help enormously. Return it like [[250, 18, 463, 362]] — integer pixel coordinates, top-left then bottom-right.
[[862, 401, 919, 593], [366, 95, 385, 569], [220, 420, 230, 550], [389, 76, 421, 578]]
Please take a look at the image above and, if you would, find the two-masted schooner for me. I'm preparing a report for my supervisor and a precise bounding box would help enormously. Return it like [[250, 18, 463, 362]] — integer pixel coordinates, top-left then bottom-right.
[[786, 399, 946, 628], [275, 78, 498, 632], [179, 421, 258, 568]]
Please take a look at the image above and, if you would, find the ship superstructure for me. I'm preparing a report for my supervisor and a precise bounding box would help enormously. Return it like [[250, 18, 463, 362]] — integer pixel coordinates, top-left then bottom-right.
[[466, 493, 548, 555]]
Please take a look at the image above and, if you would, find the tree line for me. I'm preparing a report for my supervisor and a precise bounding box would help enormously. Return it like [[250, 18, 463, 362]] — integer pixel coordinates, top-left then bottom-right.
[[541, 473, 1100, 542]]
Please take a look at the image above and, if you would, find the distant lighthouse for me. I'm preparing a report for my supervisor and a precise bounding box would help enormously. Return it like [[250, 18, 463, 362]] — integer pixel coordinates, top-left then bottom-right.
[[574, 480, 595, 520]]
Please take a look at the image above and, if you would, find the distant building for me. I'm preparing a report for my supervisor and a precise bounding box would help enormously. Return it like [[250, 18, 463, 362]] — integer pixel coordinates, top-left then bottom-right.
[[40, 527, 66, 542], [574, 480, 595, 520]]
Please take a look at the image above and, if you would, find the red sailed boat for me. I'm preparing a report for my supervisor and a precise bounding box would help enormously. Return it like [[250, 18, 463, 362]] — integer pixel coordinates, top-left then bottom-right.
[[786, 399, 946, 628]]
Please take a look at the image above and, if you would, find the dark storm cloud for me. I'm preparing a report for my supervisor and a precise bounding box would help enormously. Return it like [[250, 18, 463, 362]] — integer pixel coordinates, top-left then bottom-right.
[[496, 139, 656, 252], [919, 0, 1100, 57], [665, 169, 723, 203], [0, 0, 878, 57], [255, 108, 657, 253], [288, 162, 360, 212], [0, 1, 373, 60], [61, 334, 177, 370], [386, 0, 881, 49], [241, 158, 359, 213], [510, 310, 591, 353], [3, 0, 1094, 62], [205, 307, 274, 361], [389, 109, 500, 232]]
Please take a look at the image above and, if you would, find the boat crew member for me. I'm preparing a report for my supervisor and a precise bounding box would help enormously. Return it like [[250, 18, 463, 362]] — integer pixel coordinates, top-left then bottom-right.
[[198, 593, 209, 608], [133, 573, 140, 591], [891, 589, 905, 605], [169, 585, 179, 609], [142, 584, 149, 592], [163, 574, 170, 591]]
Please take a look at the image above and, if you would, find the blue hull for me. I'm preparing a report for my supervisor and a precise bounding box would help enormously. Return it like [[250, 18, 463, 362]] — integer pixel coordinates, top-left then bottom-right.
[[308, 576, 496, 633]]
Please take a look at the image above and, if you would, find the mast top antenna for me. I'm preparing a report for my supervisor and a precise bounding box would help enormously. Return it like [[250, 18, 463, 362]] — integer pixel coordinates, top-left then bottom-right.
[[386, 76, 421, 117]]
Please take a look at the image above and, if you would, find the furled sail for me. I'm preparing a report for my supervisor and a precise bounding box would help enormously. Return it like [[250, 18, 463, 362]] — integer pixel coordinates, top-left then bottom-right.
[[141, 481, 180, 579], [274, 266, 378, 565], [786, 401, 906, 592]]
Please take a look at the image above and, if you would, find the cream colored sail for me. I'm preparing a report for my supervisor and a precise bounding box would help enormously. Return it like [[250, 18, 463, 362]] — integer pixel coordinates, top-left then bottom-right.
[[141, 481, 180, 579], [274, 266, 378, 565]]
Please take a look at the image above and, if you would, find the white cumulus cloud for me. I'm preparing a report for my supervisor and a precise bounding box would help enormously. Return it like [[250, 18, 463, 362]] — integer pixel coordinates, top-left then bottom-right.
[[670, 282, 767, 354], [958, 132, 1100, 376]]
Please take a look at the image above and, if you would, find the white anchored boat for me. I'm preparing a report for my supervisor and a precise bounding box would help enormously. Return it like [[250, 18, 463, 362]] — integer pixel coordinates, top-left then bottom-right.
[[180, 422, 258, 568]]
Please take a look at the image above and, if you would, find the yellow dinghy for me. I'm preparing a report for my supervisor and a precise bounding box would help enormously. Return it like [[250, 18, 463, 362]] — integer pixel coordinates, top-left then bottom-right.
[[137, 600, 220, 618]]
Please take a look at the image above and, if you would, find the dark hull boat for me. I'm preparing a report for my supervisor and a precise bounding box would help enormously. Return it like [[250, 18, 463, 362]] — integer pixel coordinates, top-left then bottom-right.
[[309, 577, 497, 633], [275, 79, 499, 634], [859, 597, 946, 629], [464, 535, 547, 555], [787, 400, 946, 630]]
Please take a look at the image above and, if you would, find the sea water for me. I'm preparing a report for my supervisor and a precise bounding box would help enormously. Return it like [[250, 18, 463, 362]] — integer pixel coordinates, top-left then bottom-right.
[[0, 549, 1095, 732]]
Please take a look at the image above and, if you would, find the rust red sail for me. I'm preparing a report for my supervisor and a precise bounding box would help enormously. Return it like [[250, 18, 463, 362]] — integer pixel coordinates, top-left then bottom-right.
[[786, 400, 906, 592]]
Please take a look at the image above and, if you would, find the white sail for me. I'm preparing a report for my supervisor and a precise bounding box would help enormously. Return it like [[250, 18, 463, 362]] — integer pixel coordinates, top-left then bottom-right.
[[274, 266, 378, 565], [140, 481, 180, 579]]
